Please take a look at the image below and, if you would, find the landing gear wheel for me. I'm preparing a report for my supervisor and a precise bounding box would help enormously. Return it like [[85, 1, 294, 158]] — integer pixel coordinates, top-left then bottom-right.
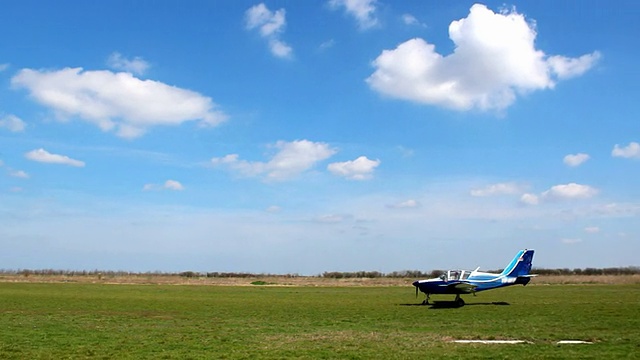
[[456, 297, 465, 307]]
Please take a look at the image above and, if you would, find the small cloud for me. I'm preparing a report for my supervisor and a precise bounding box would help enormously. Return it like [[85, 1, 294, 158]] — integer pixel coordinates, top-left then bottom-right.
[[387, 199, 420, 209], [212, 140, 337, 181], [329, 0, 378, 30], [0, 63, 9, 72], [163, 180, 184, 191], [10, 170, 29, 179], [561, 238, 582, 245], [548, 52, 602, 79], [245, 3, 293, 59], [470, 182, 526, 197], [563, 153, 590, 167], [25, 148, 85, 167], [542, 183, 598, 200], [319, 39, 336, 51], [328, 156, 380, 180], [143, 179, 184, 191], [396, 145, 414, 158], [401, 13, 425, 27], [266, 205, 281, 213], [522, 183, 598, 205], [520, 193, 539, 205], [0, 114, 26, 132], [107, 52, 150, 75], [584, 226, 600, 233], [612, 142, 640, 159], [315, 214, 347, 223]]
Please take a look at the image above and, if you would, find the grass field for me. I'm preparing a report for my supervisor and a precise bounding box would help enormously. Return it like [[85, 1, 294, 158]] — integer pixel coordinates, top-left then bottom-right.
[[0, 282, 638, 359]]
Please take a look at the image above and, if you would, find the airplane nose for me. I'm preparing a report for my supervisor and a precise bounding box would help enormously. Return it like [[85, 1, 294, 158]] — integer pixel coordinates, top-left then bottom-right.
[[412, 280, 419, 287]]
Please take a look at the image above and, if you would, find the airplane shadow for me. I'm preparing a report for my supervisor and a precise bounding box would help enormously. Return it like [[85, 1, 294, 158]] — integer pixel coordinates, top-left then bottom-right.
[[398, 301, 510, 309]]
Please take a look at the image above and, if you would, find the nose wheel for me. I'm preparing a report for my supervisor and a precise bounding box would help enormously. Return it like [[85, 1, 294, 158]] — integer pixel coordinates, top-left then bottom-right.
[[454, 294, 465, 307]]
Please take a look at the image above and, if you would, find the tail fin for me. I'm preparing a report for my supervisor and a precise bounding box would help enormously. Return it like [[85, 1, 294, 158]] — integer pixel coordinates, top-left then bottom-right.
[[500, 249, 535, 277]]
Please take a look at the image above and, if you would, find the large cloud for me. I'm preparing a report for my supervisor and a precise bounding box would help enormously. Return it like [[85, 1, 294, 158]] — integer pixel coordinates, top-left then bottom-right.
[[211, 140, 337, 181], [367, 4, 600, 111], [12, 67, 227, 138]]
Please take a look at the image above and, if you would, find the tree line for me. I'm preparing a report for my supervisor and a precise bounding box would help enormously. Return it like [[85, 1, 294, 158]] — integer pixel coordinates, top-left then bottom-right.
[[1, 267, 638, 278]]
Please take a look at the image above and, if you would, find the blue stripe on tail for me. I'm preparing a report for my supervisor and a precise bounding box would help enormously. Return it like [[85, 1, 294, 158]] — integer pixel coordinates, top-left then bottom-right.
[[500, 249, 535, 276]]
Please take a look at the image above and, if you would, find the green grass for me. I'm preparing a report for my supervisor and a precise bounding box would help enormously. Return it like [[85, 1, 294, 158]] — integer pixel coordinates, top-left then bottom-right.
[[0, 283, 638, 359]]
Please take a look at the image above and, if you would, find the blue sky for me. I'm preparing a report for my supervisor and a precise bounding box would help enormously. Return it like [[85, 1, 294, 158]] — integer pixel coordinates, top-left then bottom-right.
[[1, 1, 638, 274]]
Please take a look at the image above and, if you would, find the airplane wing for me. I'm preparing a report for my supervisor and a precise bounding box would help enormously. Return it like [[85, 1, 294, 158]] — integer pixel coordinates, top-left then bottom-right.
[[448, 281, 477, 293]]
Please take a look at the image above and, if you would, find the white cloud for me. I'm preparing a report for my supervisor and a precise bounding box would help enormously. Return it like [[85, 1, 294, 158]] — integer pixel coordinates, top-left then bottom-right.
[[328, 156, 380, 180], [542, 183, 598, 200], [143, 179, 184, 191], [584, 226, 600, 233], [107, 52, 150, 75], [0, 63, 9, 72], [11, 67, 226, 139], [387, 199, 420, 209], [612, 142, 640, 159], [315, 214, 348, 223], [401, 14, 424, 27], [329, 0, 378, 30], [548, 53, 601, 79], [521, 183, 598, 206], [470, 182, 526, 197], [366, 4, 600, 112], [520, 193, 539, 205], [107, 52, 149, 75], [245, 3, 293, 59], [25, 148, 85, 167], [319, 39, 336, 51], [563, 153, 590, 167], [0, 114, 26, 132], [10, 170, 29, 179], [211, 140, 337, 181], [164, 180, 184, 191]]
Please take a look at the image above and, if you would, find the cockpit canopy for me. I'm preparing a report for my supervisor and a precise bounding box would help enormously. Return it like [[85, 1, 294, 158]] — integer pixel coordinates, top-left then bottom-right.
[[439, 270, 471, 282]]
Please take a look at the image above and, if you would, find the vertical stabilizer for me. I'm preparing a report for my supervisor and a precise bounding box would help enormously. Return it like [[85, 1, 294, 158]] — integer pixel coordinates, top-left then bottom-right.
[[500, 249, 535, 276]]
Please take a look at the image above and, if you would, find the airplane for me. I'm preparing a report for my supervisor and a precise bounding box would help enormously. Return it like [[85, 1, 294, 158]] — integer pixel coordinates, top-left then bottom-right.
[[412, 249, 536, 307]]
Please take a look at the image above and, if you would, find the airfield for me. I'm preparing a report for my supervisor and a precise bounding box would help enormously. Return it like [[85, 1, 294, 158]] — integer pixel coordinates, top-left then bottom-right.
[[1, 274, 638, 359]]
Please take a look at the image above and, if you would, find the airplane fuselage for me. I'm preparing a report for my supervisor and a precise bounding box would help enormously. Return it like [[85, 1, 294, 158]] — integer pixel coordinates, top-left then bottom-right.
[[412, 270, 531, 295], [412, 249, 535, 305]]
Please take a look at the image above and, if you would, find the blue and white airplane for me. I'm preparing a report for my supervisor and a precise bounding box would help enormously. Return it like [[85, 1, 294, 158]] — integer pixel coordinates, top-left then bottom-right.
[[412, 249, 536, 306]]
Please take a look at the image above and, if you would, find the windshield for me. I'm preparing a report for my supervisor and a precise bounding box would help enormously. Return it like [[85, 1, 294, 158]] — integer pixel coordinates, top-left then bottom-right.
[[443, 270, 471, 281]]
